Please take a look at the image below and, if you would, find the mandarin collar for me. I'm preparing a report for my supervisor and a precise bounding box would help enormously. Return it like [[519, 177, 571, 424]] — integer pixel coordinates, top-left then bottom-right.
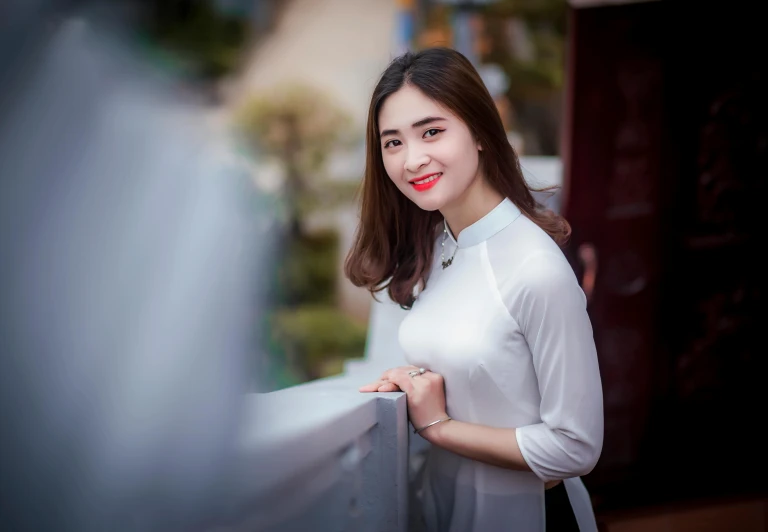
[[445, 197, 522, 248]]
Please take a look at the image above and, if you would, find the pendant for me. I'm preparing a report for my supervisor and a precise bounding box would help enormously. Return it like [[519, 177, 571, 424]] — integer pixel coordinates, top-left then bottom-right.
[[441, 257, 453, 269]]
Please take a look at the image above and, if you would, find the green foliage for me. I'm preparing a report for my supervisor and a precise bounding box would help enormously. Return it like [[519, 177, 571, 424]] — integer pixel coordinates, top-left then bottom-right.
[[237, 85, 366, 387], [489, 0, 567, 33], [483, 0, 567, 98], [276, 230, 339, 307], [295, 180, 363, 218], [237, 84, 355, 178], [450, 0, 569, 153], [265, 229, 368, 385], [237, 84, 358, 235], [502, 58, 564, 100], [270, 305, 368, 381]]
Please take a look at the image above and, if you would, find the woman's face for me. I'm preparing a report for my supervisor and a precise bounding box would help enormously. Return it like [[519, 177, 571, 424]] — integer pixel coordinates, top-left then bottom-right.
[[378, 84, 482, 213]]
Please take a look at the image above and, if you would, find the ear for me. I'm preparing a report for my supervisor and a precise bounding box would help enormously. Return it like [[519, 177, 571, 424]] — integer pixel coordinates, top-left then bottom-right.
[[477, 143, 483, 151]]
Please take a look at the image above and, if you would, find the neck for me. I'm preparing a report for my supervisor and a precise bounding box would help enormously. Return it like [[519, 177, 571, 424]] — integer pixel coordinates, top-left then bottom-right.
[[440, 175, 504, 240]]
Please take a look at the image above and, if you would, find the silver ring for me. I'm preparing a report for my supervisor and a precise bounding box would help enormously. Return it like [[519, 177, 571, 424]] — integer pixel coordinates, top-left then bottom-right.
[[408, 370, 419, 378]]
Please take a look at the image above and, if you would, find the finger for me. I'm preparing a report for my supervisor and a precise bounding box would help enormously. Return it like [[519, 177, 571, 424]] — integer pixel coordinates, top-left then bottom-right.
[[386, 371, 415, 394], [376, 382, 400, 392], [382, 366, 419, 381], [359, 379, 388, 392]]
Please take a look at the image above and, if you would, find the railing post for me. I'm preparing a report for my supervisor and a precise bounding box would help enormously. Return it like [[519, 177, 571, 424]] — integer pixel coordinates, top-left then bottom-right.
[[355, 392, 408, 532]]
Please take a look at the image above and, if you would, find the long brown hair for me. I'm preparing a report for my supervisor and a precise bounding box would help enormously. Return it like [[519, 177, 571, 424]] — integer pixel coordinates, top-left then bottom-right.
[[344, 47, 570, 309]]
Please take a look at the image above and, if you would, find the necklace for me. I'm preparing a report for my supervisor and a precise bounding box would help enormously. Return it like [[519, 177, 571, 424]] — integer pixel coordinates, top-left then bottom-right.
[[441, 221, 458, 269]]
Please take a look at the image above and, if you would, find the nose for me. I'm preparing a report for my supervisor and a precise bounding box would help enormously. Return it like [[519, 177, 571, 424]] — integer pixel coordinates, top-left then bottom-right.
[[404, 148, 430, 175]]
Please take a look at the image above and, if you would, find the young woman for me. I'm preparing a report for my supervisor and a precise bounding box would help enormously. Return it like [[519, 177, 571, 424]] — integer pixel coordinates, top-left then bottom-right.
[[345, 48, 603, 531]]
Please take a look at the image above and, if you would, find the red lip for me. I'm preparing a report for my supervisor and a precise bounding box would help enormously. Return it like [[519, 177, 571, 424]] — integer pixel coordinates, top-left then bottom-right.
[[409, 172, 442, 192]]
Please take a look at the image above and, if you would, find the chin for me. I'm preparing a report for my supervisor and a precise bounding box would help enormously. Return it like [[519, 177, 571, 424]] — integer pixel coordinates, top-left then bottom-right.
[[410, 193, 447, 212]]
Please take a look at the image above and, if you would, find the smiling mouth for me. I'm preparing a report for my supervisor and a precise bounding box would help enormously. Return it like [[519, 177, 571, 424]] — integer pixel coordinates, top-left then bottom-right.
[[410, 172, 442, 191]]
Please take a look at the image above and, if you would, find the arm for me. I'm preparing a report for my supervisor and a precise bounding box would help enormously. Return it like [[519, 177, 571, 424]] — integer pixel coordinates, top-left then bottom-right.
[[510, 252, 604, 482], [360, 253, 603, 482], [418, 417, 530, 472], [361, 368, 529, 471]]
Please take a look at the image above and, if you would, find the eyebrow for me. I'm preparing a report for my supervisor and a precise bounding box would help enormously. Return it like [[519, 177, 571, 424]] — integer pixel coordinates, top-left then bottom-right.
[[380, 116, 447, 138]]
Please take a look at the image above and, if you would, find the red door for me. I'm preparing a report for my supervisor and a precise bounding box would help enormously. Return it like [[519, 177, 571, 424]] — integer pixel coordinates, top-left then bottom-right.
[[563, 1, 767, 512]]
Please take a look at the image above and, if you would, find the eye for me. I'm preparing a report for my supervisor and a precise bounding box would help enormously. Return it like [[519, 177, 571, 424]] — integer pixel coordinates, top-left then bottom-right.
[[383, 139, 401, 149], [423, 128, 443, 139]]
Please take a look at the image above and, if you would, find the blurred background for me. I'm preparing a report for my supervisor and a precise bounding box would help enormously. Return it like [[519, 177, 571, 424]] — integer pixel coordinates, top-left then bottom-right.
[[1, 0, 765, 531], [2, 0, 568, 390]]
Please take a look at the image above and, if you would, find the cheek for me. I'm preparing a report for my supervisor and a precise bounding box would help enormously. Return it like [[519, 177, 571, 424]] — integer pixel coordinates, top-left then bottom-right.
[[440, 138, 479, 176], [463, 148, 480, 174], [382, 154, 403, 185]]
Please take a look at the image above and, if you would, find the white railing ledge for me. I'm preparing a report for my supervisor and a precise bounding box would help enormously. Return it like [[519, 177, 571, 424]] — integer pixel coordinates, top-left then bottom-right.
[[239, 389, 380, 483], [223, 379, 409, 532]]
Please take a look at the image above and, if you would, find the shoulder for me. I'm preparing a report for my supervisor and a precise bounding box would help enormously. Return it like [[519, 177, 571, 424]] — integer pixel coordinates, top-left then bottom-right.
[[516, 250, 579, 299], [486, 215, 581, 304], [487, 215, 575, 281]]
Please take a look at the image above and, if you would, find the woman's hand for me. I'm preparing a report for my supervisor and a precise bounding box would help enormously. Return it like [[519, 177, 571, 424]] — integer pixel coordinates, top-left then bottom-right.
[[361, 368, 533, 473], [359, 366, 448, 432], [359, 370, 402, 393]]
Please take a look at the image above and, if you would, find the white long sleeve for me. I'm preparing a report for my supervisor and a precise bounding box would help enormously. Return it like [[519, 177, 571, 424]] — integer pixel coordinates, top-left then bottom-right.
[[511, 251, 604, 482]]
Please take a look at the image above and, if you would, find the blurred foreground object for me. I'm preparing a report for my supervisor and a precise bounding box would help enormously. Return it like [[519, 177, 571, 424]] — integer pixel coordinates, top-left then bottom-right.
[[0, 5, 270, 531]]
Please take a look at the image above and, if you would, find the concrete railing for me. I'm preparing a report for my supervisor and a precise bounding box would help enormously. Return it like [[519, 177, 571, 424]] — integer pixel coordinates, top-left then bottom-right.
[[223, 369, 410, 532], [217, 291, 431, 532]]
